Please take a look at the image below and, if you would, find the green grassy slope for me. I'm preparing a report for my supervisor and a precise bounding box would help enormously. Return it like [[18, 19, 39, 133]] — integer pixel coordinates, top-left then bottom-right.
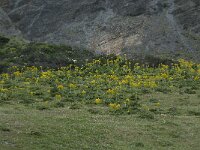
[[0, 92, 200, 150], [0, 35, 200, 150]]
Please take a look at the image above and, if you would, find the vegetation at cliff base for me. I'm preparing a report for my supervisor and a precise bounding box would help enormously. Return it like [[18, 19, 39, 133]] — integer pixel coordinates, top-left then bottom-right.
[[0, 35, 95, 73]]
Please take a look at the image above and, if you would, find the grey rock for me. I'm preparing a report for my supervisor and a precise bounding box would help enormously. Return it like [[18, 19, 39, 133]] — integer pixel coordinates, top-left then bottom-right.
[[0, 0, 200, 60], [0, 7, 21, 36]]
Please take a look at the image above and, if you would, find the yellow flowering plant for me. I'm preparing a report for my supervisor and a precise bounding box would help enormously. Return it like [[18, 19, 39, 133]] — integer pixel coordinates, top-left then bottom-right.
[[0, 56, 199, 113]]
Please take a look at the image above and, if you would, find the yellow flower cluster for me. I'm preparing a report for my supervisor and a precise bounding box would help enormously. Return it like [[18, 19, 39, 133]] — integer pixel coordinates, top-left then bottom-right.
[[68, 83, 77, 88], [13, 71, 22, 77], [57, 84, 64, 90], [41, 71, 53, 79], [0, 57, 199, 112], [95, 98, 103, 104], [106, 89, 116, 95], [109, 103, 121, 110]]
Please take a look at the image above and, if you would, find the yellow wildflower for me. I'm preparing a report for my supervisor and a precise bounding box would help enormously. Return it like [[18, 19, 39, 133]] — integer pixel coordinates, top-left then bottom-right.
[[194, 76, 199, 81], [155, 102, 160, 107], [161, 73, 168, 79], [40, 71, 52, 79], [130, 82, 141, 87], [90, 80, 96, 84], [1, 73, 9, 79], [81, 90, 86, 95], [69, 83, 77, 88], [13, 71, 22, 77], [109, 75, 118, 80], [57, 84, 64, 90], [0, 88, 8, 92], [95, 98, 103, 104], [106, 89, 115, 94], [109, 103, 121, 110], [120, 79, 128, 85]]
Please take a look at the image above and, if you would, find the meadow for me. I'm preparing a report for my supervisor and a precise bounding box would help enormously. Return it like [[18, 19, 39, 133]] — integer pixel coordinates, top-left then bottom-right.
[[1, 56, 199, 112], [0, 55, 200, 149]]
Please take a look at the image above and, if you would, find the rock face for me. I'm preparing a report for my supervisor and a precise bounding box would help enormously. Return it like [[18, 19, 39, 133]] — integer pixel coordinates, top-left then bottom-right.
[[0, 7, 21, 36], [0, 0, 200, 59]]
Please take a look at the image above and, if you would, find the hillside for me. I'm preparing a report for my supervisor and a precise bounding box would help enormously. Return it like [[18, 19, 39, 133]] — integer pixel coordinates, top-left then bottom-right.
[[0, 1, 200, 150], [0, 0, 200, 60]]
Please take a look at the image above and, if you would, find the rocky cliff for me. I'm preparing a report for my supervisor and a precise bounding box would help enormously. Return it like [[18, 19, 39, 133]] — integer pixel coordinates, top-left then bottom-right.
[[0, 0, 200, 60], [0, 7, 20, 36]]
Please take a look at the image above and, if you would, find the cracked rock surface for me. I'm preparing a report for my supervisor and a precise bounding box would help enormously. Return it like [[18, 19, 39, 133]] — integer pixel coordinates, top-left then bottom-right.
[[0, 0, 200, 60]]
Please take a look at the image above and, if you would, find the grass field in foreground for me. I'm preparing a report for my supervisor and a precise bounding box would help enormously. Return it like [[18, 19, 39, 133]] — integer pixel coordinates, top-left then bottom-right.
[[0, 93, 200, 150]]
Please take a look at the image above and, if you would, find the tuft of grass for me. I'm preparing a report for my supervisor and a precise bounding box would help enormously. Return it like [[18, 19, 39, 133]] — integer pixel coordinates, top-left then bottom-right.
[[0, 124, 10, 132], [138, 109, 155, 119], [184, 88, 196, 94]]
